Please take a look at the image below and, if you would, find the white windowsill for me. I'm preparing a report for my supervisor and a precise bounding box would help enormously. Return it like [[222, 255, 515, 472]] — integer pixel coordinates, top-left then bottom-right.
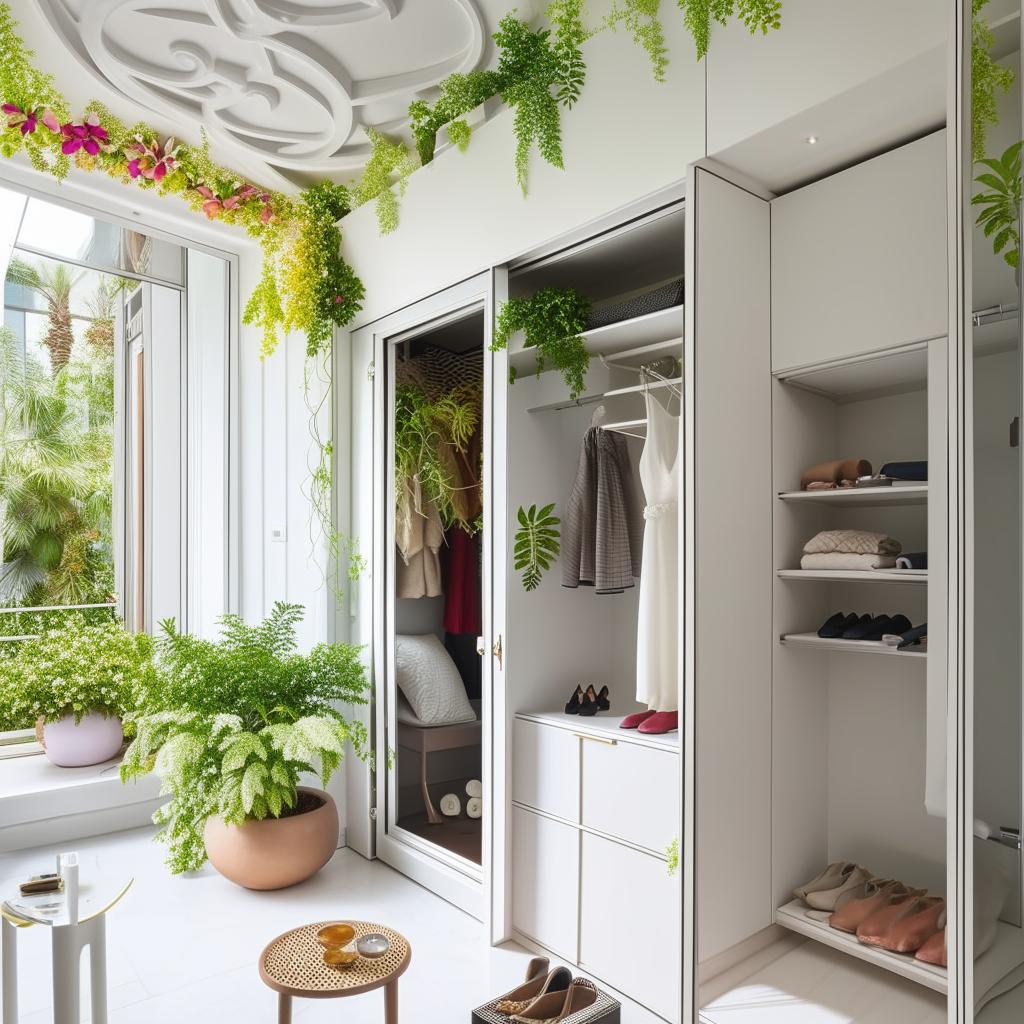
[[0, 752, 163, 852]]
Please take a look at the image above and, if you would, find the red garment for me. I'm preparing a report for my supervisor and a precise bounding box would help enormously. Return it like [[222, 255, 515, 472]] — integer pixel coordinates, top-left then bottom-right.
[[443, 526, 481, 635]]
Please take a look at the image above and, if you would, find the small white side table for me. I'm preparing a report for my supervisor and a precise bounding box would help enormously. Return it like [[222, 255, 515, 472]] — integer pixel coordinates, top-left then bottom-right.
[[1, 852, 132, 1024]]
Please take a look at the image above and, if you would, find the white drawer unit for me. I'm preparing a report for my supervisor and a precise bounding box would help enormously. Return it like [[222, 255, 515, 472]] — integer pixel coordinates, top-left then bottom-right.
[[511, 805, 579, 961], [511, 714, 681, 1022], [512, 717, 580, 823], [579, 832, 681, 1023], [580, 733, 678, 854]]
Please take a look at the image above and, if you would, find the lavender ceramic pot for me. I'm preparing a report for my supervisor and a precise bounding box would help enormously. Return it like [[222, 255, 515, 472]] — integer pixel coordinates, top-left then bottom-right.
[[42, 712, 123, 767]]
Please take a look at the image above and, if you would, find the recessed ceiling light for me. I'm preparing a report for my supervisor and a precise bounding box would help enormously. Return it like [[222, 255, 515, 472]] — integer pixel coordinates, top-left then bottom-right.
[[804, 135, 819, 145]]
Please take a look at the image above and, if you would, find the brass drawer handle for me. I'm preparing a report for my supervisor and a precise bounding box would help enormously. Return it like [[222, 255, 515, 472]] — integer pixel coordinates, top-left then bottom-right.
[[573, 733, 617, 746]]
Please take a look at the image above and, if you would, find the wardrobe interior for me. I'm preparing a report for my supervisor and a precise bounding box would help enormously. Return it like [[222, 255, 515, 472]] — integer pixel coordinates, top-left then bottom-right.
[[693, 102, 1024, 1024], [389, 308, 485, 865], [503, 204, 683, 1022]]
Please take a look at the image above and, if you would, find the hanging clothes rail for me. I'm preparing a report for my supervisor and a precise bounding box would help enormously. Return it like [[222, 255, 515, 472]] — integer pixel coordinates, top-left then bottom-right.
[[525, 375, 682, 414]]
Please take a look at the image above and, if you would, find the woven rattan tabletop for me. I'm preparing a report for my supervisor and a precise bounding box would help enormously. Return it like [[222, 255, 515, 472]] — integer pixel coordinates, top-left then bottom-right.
[[259, 921, 411, 999]]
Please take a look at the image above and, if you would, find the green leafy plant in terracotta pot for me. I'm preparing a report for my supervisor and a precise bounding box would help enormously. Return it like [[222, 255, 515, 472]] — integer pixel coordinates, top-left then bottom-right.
[[120, 602, 370, 888], [0, 615, 152, 766]]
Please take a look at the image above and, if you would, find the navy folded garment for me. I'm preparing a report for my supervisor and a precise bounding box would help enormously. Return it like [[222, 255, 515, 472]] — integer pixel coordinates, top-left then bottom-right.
[[880, 460, 927, 481], [896, 552, 927, 570]]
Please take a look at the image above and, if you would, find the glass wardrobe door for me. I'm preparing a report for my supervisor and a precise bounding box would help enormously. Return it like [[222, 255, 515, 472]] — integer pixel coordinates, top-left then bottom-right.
[[970, 0, 1024, 1017]]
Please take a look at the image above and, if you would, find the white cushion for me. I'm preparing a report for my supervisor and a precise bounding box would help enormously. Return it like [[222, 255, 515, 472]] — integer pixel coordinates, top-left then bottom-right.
[[395, 634, 476, 726]]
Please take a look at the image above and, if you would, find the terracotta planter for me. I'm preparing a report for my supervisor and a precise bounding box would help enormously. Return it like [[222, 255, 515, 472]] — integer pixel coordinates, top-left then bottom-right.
[[41, 712, 123, 767], [203, 786, 339, 890]]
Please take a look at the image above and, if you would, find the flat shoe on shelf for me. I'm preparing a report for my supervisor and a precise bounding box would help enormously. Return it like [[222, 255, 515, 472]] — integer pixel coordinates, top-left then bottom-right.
[[794, 861, 863, 903], [494, 964, 572, 1015], [804, 864, 873, 912], [619, 710, 656, 729], [829, 879, 913, 933], [856, 891, 928, 947], [862, 614, 911, 641], [511, 979, 598, 1024], [817, 612, 858, 638], [915, 926, 947, 967], [839, 614, 873, 639], [637, 710, 678, 734], [863, 895, 945, 953]]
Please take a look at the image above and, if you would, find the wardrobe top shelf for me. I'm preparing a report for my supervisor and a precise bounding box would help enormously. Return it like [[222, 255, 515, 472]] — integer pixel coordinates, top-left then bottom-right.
[[507, 305, 683, 375], [515, 710, 679, 753], [778, 569, 927, 585], [777, 484, 927, 507]]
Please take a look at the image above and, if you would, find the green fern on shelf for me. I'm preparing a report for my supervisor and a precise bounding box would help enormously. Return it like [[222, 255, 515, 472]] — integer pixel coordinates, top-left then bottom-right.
[[514, 503, 561, 592], [352, 128, 417, 235], [548, 0, 590, 108]]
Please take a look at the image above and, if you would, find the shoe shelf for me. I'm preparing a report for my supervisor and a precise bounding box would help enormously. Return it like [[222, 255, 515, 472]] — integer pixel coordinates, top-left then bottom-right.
[[775, 899, 947, 994], [780, 633, 926, 659], [777, 484, 928, 507], [515, 709, 680, 753], [778, 569, 927, 585]]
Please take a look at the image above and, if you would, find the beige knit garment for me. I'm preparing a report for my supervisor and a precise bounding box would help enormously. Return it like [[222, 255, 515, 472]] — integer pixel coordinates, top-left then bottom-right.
[[395, 476, 443, 598], [803, 529, 902, 556]]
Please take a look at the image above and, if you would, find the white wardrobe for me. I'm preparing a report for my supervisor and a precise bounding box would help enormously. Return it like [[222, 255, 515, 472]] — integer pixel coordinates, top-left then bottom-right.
[[684, 125, 1024, 1022]]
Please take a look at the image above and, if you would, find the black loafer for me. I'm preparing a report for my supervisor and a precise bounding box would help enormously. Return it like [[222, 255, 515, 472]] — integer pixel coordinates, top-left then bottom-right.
[[840, 613, 874, 639], [898, 623, 927, 649], [818, 612, 858, 638]]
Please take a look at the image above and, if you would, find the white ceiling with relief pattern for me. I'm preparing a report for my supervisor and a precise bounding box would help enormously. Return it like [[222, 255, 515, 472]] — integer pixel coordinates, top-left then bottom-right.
[[32, 0, 524, 191]]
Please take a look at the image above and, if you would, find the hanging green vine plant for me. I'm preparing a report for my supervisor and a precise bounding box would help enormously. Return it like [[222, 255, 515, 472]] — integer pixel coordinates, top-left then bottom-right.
[[607, 0, 669, 82], [351, 129, 417, 235], [491, 287, 592, 400], [972, 0, 1015, 163], [409, 70, 506, 166], [514, 503, 561, 591], [677, 0, 782, 60]]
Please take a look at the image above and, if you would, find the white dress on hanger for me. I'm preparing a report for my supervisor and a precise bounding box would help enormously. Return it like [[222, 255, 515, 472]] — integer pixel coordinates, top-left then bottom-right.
[[636, 389, 680, 711]]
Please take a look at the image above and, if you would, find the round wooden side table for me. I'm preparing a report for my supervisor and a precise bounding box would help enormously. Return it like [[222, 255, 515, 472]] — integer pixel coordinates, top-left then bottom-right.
[[258, 920, 411, 1024]]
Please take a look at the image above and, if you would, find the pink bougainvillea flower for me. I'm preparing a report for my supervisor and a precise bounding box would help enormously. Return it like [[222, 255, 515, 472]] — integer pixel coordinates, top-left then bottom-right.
[[194, 185, 224, 220], [193, 181, 273, 222], [125, 134, 178, 182], [60, 113, 109, 155], [40, 109, 60, 133], [3, 103, 38, 135]]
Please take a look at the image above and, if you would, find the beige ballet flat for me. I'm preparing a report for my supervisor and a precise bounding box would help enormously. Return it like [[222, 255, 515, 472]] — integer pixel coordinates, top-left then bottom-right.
[[804, 864, 872, 911], [494, 962, 571, 1015], [511, 979, 598, 1023]]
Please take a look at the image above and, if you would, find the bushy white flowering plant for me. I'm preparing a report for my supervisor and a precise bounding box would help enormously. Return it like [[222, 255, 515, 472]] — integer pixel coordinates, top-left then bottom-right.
[[120, 602, 371, 875], [0, 615, 152, 730]]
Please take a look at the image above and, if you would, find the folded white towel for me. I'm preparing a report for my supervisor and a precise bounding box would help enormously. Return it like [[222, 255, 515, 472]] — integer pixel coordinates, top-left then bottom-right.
[[800, 552, 898, 571], [440, 793, 461, 817], [465, 779, 482, 799], [466, 797, 482, 819]]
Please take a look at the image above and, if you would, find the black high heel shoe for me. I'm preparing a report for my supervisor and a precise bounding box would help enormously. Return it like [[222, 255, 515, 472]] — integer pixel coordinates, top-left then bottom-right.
[[591, 685, 610, 711], [564, 685, 584, 715]]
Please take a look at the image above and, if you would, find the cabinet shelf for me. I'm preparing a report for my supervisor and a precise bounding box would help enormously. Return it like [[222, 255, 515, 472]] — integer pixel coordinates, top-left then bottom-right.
[[780, 633, 926, 659], [775, 899, 947, 994], [508, 305, 683, 377], [777, 484, 927, 507], [778, 569, 927, 585]]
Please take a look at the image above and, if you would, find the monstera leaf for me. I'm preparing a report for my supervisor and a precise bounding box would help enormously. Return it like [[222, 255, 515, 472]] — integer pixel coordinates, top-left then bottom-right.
[[514, 503, 561, 592]]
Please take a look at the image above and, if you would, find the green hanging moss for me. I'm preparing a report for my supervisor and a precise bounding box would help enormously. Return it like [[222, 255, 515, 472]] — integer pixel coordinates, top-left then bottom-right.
[[972, 0, 1015, 163]]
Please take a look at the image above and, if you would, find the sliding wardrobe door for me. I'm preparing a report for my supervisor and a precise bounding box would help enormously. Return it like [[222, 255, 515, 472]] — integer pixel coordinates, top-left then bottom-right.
[[962, 1, 1024, 1020], [364, 272, 505, 923]]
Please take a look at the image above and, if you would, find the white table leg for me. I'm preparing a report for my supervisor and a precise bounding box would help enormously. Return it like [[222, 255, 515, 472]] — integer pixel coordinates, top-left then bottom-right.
[[88, 916, 108, 1024], [51, 923, 81, 1024], [1, 917, 17, 1024]]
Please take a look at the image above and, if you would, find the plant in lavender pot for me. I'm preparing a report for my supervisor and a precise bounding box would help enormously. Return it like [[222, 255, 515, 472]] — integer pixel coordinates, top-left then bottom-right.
[[120, 603, 370, 888], [0, 615, 152, 767]]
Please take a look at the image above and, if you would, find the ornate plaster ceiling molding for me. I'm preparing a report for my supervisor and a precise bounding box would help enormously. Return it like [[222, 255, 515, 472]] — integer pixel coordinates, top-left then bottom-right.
[[38, 0, 487, 189]]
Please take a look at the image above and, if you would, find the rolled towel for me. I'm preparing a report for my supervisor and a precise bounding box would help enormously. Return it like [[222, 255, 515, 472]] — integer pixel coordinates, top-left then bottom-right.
[[439, 793, 461, 817], [803, 529, 902, 556], [800, 458, 872, 490], [466, 797, 482, 819], [896, 552, 927, 570], [465, 779, 482, 799], [801, 552, 898, 571], [880, 460, 927, 481]]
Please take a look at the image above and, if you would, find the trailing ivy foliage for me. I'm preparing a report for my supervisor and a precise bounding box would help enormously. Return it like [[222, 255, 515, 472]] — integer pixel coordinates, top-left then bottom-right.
[[409, 70, 505, 165], [974, 141, 1023, 270], [676, 0, 782, 60], [607, 0, 669, 82], [514, 503, 561, 591], [494, 15, 567, 195], [351, 128, 417, 235], [120, 603, 370, 874], [492, 287, 592, 400], [972, 0, 1015, 163], [549, 0, 591, 108]]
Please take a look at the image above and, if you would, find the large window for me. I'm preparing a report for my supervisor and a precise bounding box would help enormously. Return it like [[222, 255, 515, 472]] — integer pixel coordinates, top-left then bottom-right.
[[0, 186, 232, 749]]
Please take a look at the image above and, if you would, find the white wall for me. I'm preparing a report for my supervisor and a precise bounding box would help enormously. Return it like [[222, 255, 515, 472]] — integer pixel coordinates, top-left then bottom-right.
[[341, 4, 706, 327]]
